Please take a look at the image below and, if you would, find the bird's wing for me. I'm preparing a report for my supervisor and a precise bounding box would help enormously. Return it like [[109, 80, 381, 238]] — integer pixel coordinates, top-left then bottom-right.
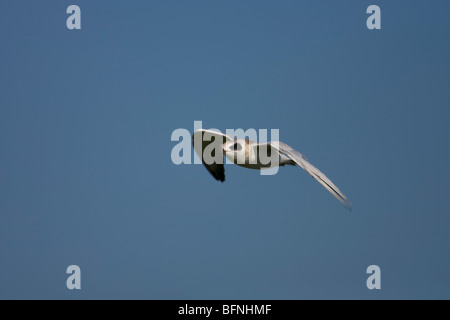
[[192, 129, 233, 182], [259, 141, 352, 210]]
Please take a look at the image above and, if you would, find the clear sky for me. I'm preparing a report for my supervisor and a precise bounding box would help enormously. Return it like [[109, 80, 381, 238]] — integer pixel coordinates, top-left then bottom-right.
[[0, 1, 449, 299]]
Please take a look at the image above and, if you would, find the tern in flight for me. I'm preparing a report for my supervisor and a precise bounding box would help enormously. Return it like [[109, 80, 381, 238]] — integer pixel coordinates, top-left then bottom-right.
[[192, 129, 352, 211]]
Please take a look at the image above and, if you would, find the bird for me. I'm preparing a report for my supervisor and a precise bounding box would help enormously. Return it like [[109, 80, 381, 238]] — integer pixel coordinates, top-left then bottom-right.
[[192, 129, 351, 211]]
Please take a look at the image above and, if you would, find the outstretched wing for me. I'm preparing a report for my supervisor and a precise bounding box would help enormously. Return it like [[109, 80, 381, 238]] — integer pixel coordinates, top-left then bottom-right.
[[192, 129, 233, 182], [263, 141, 352, 210]]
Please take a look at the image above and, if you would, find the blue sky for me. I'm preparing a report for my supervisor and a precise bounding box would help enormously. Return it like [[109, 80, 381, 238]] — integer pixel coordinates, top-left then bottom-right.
[[0, 1, 449, 299]]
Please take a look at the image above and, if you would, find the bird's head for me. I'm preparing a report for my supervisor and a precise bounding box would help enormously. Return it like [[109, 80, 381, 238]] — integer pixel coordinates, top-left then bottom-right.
[[223, 138, 250, 164]]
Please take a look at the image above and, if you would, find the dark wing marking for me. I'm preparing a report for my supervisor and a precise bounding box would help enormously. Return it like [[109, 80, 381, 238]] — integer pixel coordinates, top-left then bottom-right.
[[192, 129, 232, 182]]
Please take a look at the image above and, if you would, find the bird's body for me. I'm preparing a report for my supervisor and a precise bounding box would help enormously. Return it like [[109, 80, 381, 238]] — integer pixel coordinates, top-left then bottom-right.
[[192, 129, 351, 210], [222, 138, 295, 169]]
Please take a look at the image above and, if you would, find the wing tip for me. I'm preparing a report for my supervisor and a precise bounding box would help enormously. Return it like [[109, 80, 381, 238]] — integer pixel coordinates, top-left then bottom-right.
[[341, 198, 352, 212]]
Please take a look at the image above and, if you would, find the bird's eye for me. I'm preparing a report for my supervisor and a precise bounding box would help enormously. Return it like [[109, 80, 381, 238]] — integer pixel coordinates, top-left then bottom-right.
[[232, 143, 242, 151]]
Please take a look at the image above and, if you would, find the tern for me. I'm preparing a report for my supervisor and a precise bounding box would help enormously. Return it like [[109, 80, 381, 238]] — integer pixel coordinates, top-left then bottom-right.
[[192, 129, 351, 210]]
